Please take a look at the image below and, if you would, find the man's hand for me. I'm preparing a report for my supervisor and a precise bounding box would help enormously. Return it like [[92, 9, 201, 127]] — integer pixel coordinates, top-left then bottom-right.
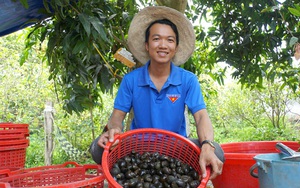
[[199, 144, 223, 180], [97, 127, 121, 148]]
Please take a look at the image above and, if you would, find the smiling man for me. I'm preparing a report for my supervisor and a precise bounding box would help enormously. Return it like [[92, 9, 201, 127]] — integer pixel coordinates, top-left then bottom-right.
[[89, 6, 225, 180]]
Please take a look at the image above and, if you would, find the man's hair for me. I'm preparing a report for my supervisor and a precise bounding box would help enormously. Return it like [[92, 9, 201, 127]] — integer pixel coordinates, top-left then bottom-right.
[[145, 19, 179, 45]]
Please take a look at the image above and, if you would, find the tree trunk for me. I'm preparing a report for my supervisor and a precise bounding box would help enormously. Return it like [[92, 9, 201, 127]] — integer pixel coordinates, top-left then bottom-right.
[[44, 101, 54, 166], [89, 107, 95, 140], [156, 0, 188, 13]]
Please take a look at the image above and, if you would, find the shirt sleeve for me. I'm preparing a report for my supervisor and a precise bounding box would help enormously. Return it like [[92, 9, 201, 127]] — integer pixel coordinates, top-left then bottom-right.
[[185, 74, 206, 114], [113, 75, 132, 113]]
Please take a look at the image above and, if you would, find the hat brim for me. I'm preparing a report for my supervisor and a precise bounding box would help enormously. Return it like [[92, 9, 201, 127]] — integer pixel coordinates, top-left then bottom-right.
[[127, 6, 195, 66]]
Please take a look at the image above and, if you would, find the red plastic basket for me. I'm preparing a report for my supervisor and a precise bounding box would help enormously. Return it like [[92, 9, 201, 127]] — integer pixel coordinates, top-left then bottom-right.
[[0, 141, 29, 171], [0, 161, 105, 188], [0, 123, 29, 138], [0, 123, 30, 171], [102, 128, 210, 188]]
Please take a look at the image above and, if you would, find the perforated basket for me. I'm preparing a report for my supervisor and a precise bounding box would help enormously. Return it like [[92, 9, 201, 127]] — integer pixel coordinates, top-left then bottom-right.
[[102, 128, 210, 188], [0, 123, 29, 138], [0, 161, 105, 188], [0, 140, 29, 171]]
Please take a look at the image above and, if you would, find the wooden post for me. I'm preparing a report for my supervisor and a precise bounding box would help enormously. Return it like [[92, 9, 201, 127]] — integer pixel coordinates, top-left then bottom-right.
[[44, 101, 54, 166]]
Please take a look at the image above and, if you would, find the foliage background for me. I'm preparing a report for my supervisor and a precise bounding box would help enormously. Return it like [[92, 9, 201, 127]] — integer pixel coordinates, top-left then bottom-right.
[[18, 0, 300, 116], [1, 31, 299, 167]]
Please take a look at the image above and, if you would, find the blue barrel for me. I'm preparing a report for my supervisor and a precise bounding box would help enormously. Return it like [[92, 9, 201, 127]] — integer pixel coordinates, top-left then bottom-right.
[[251, 153, 300, 188]]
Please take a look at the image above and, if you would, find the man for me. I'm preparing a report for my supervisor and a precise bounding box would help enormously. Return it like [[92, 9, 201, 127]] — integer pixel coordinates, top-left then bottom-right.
[[90, 6, 224, 180]]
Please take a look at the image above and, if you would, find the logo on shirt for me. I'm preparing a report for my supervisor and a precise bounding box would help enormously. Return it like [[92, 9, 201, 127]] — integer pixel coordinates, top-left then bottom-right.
[[167, 94, 181, 103]]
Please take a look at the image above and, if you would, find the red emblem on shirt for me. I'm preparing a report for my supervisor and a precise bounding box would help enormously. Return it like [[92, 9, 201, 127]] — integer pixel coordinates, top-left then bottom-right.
[[167, 94, 180, 103]]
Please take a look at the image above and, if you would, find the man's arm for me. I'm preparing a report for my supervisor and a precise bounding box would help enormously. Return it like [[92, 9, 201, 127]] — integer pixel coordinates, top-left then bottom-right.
[[193, 109, 214, 143], [193, 109, 223, 180], [107, 109, 127, 131]]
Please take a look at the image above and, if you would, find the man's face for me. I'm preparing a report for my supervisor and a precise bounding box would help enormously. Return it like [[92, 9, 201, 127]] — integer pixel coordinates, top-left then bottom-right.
[[145, 23, 178, 65]]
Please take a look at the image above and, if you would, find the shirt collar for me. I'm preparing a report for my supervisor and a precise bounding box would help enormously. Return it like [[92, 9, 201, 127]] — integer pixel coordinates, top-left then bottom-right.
[[138, 61, 182, 87]]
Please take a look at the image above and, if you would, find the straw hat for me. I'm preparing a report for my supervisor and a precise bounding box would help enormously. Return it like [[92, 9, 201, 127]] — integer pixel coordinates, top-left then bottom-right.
[[127, 6, 195, 66]]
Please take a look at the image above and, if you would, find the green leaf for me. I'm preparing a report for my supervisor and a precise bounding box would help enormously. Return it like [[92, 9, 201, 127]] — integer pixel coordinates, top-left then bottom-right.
[[78, 14, 91, 36], [90, 17, 102, 34], [54, 0, 64, 7], [289, 37, 298, 47], [295, 4, 300, 11], [261, 7, 273, 13], [90, 17, 108, 42], [19, 0, 29, 9], [20, 50, 28, 66], [72, 41, 84, 54], [288, 7, 300, 17]]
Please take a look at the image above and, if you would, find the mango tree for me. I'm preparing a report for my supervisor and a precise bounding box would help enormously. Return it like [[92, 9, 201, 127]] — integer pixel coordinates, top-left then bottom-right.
[[20, 0, 300, 123]]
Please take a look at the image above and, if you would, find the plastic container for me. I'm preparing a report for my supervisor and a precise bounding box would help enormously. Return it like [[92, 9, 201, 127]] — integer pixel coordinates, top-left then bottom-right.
[[251, 153, 300, 188], [0, 161, 105, 188], [212, 141, 300, 188], [0, 123, 29, 138], [0, 123, 30, 171], [102, 128, 211, 188], [0, 140, 29, 171]]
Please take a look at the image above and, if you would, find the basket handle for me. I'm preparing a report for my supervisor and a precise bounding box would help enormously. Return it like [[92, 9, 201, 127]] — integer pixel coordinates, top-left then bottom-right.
[[61, 161, 81, 167], [83, 164, 103, 177], [104, 133, 121, 150], [199, 166, 211, 188], [0, 169, 11, 178]]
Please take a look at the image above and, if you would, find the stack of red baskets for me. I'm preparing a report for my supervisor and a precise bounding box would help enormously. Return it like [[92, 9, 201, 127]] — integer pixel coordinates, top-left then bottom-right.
[[0, 123, 30, 171], [0, 123, 106, 187]]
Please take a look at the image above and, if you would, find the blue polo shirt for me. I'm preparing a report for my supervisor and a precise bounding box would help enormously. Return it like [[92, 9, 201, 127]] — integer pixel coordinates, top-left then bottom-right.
[[114, 61, 206, 137]]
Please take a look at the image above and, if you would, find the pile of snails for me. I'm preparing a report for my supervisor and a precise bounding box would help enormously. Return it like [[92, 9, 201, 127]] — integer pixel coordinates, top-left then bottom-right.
[[110, 150, 200, 188]]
